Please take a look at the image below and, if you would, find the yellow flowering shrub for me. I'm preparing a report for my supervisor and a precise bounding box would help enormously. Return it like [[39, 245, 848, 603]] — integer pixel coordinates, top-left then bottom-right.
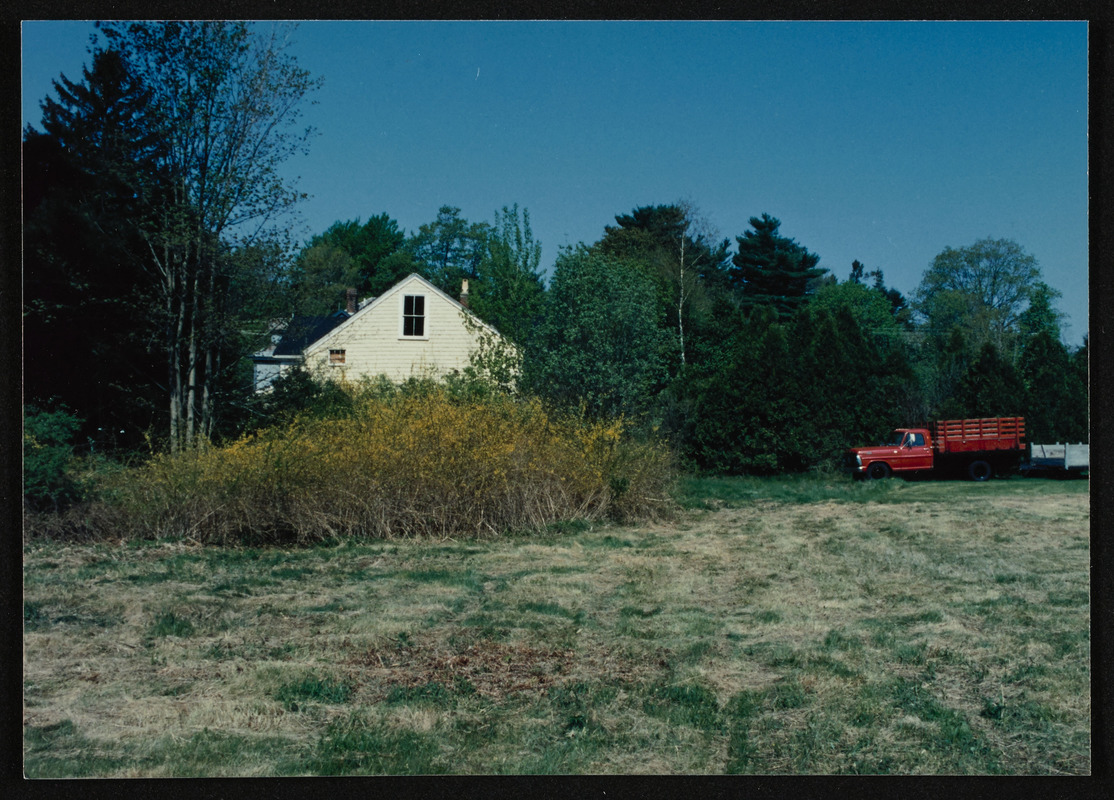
[[108, 384, 673, 544]]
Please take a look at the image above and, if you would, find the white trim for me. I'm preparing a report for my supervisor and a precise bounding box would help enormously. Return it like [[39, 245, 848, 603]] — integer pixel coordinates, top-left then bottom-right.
[[399, 292, 429, 340]]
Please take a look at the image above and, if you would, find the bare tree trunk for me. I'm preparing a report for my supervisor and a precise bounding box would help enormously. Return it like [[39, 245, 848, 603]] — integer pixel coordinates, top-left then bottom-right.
[[170, 246, 192, 453], [167, 260, 181, 453], [678, 233, 687, 368], [185, 264, 201, 448], [201, 346, 218, 441]]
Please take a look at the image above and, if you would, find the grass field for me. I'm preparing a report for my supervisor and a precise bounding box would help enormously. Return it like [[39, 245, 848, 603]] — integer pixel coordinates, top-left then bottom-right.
[[23, 474, 1090, 775]]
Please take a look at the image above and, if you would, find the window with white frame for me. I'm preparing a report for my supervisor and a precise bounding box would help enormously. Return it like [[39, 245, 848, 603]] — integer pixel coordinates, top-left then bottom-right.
[[329, 349, 346, 364], [402, 294, 426, 337]]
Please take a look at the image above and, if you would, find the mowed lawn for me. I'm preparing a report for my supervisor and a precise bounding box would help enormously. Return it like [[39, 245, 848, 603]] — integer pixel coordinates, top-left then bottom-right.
[[23, 475, 1090, 776]]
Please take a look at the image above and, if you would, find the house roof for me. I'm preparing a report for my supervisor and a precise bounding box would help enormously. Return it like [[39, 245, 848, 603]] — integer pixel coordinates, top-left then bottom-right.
[[271, 311, 350, 357]]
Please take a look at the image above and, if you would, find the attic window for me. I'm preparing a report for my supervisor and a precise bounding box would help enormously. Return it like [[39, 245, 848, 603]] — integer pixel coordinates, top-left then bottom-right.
[[329, 349, 346, 364], [402, 295, 426, 337]]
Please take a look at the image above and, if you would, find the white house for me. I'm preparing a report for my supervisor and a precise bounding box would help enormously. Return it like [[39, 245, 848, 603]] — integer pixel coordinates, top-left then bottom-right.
[[252, 273, 504, 391]]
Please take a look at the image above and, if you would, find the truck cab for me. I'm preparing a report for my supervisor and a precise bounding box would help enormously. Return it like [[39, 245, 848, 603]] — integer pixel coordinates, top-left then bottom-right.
[[848, 428, 934, 479]]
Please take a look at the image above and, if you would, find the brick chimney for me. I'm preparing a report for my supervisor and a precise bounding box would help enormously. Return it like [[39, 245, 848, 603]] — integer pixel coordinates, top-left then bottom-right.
[[346, 287, 358, 315], [460, 279, 470, 308]]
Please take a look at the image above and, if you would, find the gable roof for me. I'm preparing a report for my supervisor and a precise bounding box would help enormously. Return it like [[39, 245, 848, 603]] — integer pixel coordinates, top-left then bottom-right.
[[304, 273, 501, 354]]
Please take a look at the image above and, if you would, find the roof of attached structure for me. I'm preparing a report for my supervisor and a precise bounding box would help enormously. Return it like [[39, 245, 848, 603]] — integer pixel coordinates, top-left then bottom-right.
[[270, 310, 350, 357]]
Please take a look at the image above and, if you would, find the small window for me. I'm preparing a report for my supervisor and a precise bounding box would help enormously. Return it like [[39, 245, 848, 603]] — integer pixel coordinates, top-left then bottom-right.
[[907, 432, 925, 447], [403, 295, 425, 337], [329, 349, 346, 364]]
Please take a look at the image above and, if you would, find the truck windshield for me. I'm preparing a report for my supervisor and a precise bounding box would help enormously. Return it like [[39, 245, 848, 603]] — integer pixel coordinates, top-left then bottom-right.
[[885, 432, 907, 446]]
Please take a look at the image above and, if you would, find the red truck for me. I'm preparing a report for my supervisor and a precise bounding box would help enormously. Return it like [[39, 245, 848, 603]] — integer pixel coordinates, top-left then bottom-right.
[[847, 417, 1026, 481]]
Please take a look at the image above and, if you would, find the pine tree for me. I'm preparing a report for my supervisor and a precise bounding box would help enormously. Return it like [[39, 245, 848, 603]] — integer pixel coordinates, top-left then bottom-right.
[[730, 213, 826, 319], [23, 48, 165, 448]]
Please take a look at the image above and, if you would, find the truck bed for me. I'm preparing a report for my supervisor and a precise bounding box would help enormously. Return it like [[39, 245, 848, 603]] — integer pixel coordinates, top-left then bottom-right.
[[931, 417, 1025, 454]]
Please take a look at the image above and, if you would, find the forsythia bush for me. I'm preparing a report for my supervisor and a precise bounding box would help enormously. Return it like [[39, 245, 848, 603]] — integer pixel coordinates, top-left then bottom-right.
[[105, 383, 673, 544]]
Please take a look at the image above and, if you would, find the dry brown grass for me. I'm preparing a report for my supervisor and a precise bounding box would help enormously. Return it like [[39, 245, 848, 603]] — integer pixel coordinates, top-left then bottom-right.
[[24, 477, 1090, 775]]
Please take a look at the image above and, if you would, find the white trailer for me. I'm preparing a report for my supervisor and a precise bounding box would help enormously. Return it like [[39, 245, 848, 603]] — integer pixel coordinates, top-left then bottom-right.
[[1024, 443, 1089, 476]]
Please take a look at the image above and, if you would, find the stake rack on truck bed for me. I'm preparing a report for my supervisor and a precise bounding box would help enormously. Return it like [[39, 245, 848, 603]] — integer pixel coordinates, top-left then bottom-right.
[[931, 417, 1026, 454]]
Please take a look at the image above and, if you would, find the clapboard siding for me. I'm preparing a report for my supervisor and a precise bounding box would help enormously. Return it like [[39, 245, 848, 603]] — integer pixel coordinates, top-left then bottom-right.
[[302, 273, 491, 382]]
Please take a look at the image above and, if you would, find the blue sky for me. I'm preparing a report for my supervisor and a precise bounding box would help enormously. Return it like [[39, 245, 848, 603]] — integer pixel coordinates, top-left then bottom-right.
[[22, 20, 1089, 345]]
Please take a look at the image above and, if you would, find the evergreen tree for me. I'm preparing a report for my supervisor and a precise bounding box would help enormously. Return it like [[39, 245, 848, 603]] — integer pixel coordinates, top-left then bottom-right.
[[1019, 331, 1088, 443], [23, 48, 166, 449], [1017, 281, 1067, 342], [950, 342, 1025, 419], [681, 306, 798, 473], [729, 213, 826, 319]]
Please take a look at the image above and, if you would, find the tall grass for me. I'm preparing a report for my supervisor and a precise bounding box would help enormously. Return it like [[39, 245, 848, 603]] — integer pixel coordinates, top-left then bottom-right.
[[97, 383, 673, 544]]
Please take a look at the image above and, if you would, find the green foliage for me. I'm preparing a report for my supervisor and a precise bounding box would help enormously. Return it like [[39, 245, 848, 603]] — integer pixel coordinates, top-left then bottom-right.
[[946, 341, 1026, 419], [469, 204, 546, 346], [23, 49, 166, 446], [679, 306, 795, 473], [786, 306, 910, 469], [1019, 331, 1088, 443], [407, 206, 491, 295], [811, 280, 906, 348], [1017, 281, 1066, 341], [90, 21, 321, 452], [914, 237, 1044, 357], [450, 315, 523, 398], [729, 213, 827, 319], [23, 405, 84, 510], [288, 243, 360, 316], [908, 238, 1057, 425], [594, 202, 733, 374], [246, 366, 361, 429], [291, 214, 407, 311], [528, 246, 670, 420], [673, 290, 919, 474]]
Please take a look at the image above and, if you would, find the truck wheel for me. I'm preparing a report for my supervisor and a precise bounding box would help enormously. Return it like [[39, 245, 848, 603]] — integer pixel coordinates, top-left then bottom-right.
[[967, 460, 992, 482], [867, 462, 891, 480]]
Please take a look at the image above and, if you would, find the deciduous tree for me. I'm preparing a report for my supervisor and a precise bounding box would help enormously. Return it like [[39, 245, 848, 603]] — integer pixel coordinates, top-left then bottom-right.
[[94, 21, 320, 450], [913, 237, 1045, 357], [299, 213, 406, 298], [470, 204, 545, 346], [407, 206, 491, 296], [527, 247, 668, 419]]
